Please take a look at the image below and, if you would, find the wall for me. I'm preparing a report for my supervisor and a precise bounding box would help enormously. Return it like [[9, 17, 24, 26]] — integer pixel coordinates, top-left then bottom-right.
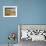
[[0, 0, 18, 44], [0, 0, 46, 44]]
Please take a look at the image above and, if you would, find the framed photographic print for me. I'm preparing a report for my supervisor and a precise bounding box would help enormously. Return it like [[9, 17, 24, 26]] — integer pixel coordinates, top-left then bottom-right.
[[18, 24, 46, 42], [3, 6, 17, 17]]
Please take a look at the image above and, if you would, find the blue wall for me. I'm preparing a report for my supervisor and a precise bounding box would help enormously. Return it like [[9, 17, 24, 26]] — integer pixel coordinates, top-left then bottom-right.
[[0, 0, 46, 44]]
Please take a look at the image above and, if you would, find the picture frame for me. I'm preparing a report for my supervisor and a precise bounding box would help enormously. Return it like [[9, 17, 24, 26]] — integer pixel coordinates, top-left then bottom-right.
[[18, 24, 46, 42], [3, 6, 17, 17]]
